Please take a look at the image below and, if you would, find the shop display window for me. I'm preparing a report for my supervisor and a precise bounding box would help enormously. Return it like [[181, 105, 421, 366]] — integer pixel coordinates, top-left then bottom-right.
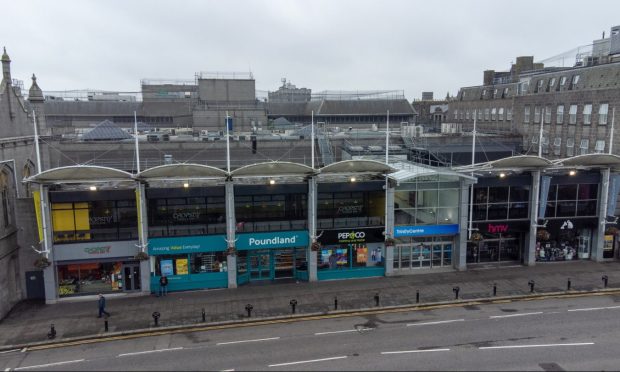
[[318, 245, 383, 270], [191, 252, 227, 273], [57, 262, 123, 296]]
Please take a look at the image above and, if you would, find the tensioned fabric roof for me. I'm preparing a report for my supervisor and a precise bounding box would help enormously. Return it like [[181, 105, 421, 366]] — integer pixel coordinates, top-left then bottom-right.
[[487, 155, 552, 169], [319, 159, 394, 174], [231, 161, 314, 177], [555, 154, 620, 168], [25, 165, 133, 184], [389, 161, 476, 183], [137, 164, 227, 180]]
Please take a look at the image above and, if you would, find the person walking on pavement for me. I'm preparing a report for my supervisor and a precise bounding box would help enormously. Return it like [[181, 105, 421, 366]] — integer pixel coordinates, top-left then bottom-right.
[[159, 275, 169, 297], [97, 294, 110, 318]]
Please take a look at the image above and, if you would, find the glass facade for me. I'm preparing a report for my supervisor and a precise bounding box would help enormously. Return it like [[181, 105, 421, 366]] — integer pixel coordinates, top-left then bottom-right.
[[472, 185, 530, 221], [317, 191, 384, 229], [394, 175, 460, 226], [51, 200, 137, 243], [393, 236, 453, 270], [235, 193, 307, 232], [148, 196, 226, 237], [543, 184, 598, 218]]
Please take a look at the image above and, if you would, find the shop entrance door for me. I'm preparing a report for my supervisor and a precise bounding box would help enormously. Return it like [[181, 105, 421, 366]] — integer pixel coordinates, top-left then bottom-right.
[[122, 264, 141, 291], [412, 244, 432, 268], [274, 249, 295, 279], [249, 250, 271, 281]]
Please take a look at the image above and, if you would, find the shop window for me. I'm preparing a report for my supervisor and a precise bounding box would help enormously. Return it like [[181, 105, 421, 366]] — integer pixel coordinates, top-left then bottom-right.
[[57, 262, 123, 297], [191, 252, 227, 273], [155, 254, 189, 276], [318, 245, 383, 270], [599, 103, 609, 125]]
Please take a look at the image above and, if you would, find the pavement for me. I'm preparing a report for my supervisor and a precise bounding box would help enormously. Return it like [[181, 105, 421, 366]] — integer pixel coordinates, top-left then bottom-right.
[[1, 260, 619, 349]]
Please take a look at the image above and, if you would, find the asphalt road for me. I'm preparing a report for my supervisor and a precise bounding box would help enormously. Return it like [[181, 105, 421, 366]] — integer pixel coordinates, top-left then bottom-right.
[[2, 294, 620, 371]]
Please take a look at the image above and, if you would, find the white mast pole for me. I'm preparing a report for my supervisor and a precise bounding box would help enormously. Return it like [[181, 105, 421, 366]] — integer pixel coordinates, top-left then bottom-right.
[[385, 110, 390, 164], [311, 111, 315, 169], [226, 111, 231, 173], [33, 110, 50, 256], [134, 111, 140, 173], [538, 107, 544, 157], [609, 107, 615, 155], [468, 111, 477, 239]]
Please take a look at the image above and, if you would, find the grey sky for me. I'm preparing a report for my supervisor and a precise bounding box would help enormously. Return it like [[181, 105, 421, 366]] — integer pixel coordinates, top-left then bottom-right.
[[3, 0, 619, 100]]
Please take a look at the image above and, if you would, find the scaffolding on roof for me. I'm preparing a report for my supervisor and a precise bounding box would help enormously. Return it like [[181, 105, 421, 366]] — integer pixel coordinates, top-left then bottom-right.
[[311, 90, 405, 101]]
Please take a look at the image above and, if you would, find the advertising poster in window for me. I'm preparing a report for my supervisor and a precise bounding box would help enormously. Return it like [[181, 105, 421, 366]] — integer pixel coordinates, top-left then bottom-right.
[[370, 247, 382, 263], [336, 248, 348, 266], [176, 258, 189, 275], [356, 247, 368, 264], [160, 259, 174, 276], [603, 235, 613, 252]]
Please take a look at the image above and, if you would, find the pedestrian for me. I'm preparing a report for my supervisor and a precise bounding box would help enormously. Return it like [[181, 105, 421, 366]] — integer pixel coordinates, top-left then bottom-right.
[[97, 294, 110, 318], [159, 275, 168, 297]]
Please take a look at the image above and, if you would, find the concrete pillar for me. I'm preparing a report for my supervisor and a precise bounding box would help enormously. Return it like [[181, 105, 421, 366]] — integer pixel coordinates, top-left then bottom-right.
[[455, 179, 471, 271], [385, 181, 395, 276], [227, 254, 237, 288], [526, 170, 541, 266], [592, 168, 610, 262], [225, 181, 237, 287], [308, 177, 317, 282]]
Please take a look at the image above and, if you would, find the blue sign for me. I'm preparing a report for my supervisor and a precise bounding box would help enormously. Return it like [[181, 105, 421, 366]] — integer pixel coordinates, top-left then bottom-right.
[[237, 230, 309, 250], [394, 224, 459, 237], [160, 260, 174, 276], [148, 235, 227, 255]]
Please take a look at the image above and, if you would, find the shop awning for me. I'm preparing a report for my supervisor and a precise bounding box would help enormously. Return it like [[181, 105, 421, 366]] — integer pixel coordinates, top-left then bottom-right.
[[488, 155, 552, 169], [137, 163, 228, 180], [25, 165, 134, 184], [390, 160, 476, 183]]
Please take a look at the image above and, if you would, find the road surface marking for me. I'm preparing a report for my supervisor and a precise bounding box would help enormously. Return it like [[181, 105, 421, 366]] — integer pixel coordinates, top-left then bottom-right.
[[220, 369, 235, 372], [5, 368, 12, 371], [0, 349, 19, 354], [14, 359, 86, 370], [269, 356, 347, 367], [315, 328, 372, 335], [479, 342, 594, 350], [568, 307, 606, 312], [605, 305, 620, 309], [490, 311, 543, 319], [217, 337, 280, 345], [382, 348, 451, 354], [407, 319, 464, 327], [118, 347, 183, 357]]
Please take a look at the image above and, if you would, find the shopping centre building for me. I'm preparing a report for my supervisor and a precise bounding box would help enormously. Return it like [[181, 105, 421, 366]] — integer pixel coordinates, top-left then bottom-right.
[[25, 153, 620, 302]]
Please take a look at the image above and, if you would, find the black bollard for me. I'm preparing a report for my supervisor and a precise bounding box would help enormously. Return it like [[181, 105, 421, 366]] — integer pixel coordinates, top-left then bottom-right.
[[416, 290, 420, 304], [528, 280, 535, 293], [567, 278, 572, 291], [104, 320, 109, 332], [334, 296, 338, 310], [453, 286, 460, 300], [245, 304, 253, 318], [47, 324, 56, 339], [202, 308, 206, 322], [290, 299, 298, 314], [152, 311, 161, 327], [602, 275, 609, 288], [493, 283, 497, 297], [374, 293, 380, 307]]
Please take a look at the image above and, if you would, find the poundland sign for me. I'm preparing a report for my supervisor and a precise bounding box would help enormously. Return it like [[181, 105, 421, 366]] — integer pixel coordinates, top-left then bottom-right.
[[237, 230, 309, 250]]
